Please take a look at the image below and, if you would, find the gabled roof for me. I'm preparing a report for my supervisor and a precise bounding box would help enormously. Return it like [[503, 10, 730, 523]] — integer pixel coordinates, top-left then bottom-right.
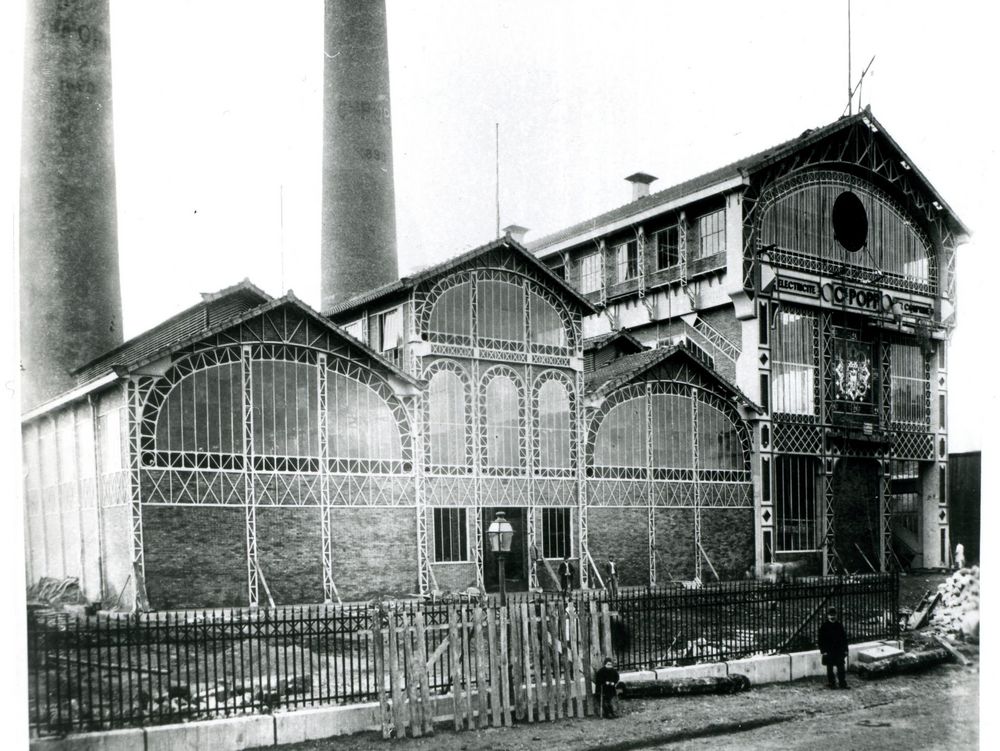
[[583, 330, 646, 355], [72, 279, 272, 384], [584, 341, 761, 412], [75, 281, 419, 389], [325, 235, 599, 319], [530, 109, 969, 256]]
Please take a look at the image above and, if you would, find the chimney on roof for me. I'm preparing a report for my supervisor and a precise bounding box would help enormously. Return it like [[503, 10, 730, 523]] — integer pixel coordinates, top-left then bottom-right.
[[321, 0, 399, 312], [625, 172, 657, 201], [502, 224, 529, 244]]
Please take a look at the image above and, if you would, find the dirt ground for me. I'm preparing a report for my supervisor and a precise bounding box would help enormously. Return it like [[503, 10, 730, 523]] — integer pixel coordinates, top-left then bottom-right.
[[260, 569, 981, 751], [261, 660, 978, 751]]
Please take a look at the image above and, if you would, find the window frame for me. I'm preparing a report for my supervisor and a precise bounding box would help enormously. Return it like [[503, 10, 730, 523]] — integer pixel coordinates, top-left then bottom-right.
[[654, 225, 680, 270], [615, 239, 639, 282], [579, 251, 603, 294], [541, 507, 572, 559], [697, 208, 726, 258], [433, 508, 469, 563]]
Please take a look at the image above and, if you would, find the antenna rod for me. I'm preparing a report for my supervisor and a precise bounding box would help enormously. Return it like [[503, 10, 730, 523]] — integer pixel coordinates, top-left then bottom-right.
[[495, 122, 500, 237], [280, 184, 285, 292], [847, 0, 852, 115]]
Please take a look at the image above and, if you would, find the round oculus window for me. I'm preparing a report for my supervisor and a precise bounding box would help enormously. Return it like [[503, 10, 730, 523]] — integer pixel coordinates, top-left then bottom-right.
[[831, 191, 868, 253]]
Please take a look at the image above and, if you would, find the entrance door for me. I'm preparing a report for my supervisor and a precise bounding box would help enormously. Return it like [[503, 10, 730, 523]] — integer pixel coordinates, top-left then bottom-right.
[[830, 458, 881, 573], [481, 507, 529, 592]]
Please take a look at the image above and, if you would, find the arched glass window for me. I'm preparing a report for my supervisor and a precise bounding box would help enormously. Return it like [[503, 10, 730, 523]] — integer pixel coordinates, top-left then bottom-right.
[[252, 360, 320, 457], [428, 282, 472, 339], [484, 374, 522, 468], [697, 403, 741, 470], [650, 394, 694, 468], [530, 292, 566, 347], [537, 378, 571, 469], [593, 396, 646, 467], [155, 362, 241, 454], [427, 370, 468, 467], [326, 372, 402, 461], [478, 280, 524, 344]]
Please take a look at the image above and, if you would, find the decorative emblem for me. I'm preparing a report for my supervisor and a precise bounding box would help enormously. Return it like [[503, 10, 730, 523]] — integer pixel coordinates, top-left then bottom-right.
[[833, 343, 872, 402]]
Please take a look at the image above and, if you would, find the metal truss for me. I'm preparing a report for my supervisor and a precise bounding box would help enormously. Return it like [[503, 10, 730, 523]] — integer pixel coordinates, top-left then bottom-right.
[[527, 505, 538, 588], [575, 369, 589, 589], [741, 120, 959, 298], [645, 382, 655, 586], [241, 346, 259, 608], [126, 378, 150, 611], [318, 354, 334, 603], [691, 385, 702, 582], [637, 227, 646, 301], [879, 459, 893, 571]]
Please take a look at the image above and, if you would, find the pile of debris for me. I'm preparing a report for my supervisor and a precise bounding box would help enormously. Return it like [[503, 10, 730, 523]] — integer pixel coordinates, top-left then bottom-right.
[[926, 566, 980, 642], [26, 577, 91, 612]]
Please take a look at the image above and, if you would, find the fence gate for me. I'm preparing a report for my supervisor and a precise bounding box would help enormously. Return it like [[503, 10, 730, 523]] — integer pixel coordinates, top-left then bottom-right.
[[372, 600, 615, 738]]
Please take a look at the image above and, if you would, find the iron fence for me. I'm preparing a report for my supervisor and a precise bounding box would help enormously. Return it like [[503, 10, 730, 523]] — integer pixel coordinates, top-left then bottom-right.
[[27, 572, 897, 736]]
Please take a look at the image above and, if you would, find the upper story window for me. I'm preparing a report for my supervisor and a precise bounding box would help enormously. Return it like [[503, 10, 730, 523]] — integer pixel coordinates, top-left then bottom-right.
[[341, 320, 364, 342], [580, 252, 603, 293], [593, 396, 647, 468], [655, 225, 679, 269], [891, 343, 928, 425], [369, 308, 402, 355], [529, 292, 567, 348], [758, 172, 934, 294], [773, 310, 817, 416], [428, 282, 472, 340], [483, 371, 523, 470], [697, 209, 726, 258], [327, 371, 403, 462], [477, 280, 525, 344], [156, 362, 242, 455], [536, 377, 572, 469], [427, 368, 469, 468], [650, 394, 694, 468], [615, 239, 639, 282]]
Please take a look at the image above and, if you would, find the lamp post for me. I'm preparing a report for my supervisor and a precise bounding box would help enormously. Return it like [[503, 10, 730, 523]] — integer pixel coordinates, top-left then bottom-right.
[[486, 511, 514, 604]]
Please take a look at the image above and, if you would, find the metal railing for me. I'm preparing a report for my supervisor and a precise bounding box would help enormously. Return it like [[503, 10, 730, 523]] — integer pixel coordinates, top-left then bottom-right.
[[27, 573, 897, 736]]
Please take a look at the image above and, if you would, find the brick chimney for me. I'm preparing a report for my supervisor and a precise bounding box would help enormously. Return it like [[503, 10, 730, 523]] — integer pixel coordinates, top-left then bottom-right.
[[625, 172, 658, 201]]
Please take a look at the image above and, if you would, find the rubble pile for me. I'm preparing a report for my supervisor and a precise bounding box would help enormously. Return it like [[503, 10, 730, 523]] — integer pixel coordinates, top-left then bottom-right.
[[927, 566, 980, 642]]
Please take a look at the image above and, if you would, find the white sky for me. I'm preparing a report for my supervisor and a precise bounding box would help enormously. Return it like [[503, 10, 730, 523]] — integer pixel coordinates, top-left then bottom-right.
[[0, 1, 997, 738]]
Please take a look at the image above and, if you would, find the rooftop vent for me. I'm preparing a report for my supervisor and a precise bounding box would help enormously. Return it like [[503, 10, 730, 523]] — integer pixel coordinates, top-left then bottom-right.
[[503, 224, 529, 244], [625, 172, 658, 201]]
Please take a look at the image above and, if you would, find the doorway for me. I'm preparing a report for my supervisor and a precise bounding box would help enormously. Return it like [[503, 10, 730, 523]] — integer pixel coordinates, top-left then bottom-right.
[[481, 507, 529, 592], [830, 458, 881, 573]]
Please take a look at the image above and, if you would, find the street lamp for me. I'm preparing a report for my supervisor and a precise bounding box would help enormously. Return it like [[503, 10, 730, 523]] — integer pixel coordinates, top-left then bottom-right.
[[486, 511, 514, 603]]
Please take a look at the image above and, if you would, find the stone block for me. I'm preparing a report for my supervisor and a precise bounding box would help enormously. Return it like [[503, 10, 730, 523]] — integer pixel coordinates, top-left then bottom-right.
[[789, 650, 825, 680], [274, 703, 381, 744], [653, 662, 728, 681], [145, 715, 274, 751], [30, 728, 144, 751], [855, 644, 905, 663], [725, 654, 791, 685]]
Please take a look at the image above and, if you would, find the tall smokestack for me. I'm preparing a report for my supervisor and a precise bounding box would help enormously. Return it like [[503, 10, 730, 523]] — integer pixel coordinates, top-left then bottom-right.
[[19, 0, 123, 410], [321, 0, 399, 311]]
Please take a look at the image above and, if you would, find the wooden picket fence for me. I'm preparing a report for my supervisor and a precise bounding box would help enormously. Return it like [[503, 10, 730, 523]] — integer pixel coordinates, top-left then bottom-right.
[[372, 600, 615, 738]]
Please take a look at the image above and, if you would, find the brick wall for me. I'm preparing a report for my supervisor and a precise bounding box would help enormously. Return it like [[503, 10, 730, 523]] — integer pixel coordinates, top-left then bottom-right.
[[653, 508, 696, 580], [431, 563, 477, 592], [257, 507, 324, 605], [144, 506, 247, 609], [700, 508, 754, 579], [588, 507, 648, 587], [329, 508, 418, 600]]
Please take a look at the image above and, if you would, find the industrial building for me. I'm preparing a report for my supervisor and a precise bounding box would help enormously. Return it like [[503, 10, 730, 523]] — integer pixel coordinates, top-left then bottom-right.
[[18, 1, 967, 610]]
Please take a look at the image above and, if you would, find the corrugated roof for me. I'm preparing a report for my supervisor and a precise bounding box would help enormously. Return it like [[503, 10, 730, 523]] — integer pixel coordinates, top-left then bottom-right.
[[584, 341, 760, 412], [529, 110, 968, 255], [325, 235, 599, 319], [72, 279, 272, 383], [582, 330, 646, 354], [114, 292, 421, 388]]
